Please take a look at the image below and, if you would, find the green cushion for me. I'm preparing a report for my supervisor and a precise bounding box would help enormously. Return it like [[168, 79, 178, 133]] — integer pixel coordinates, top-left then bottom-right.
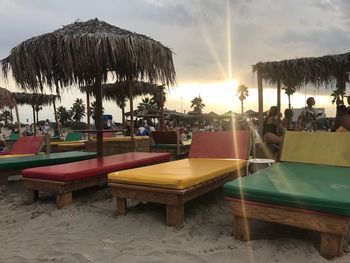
[[150, 144, 178, 150], [8, 133, 20, 141], [65, 132, 82, 142], [0, 151, 97, 170], [224, 162, 350, 216]]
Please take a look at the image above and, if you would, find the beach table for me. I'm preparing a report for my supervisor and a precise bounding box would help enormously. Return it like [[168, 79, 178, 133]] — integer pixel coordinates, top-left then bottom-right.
[[224, 131, 350, 259], [0, 151, 97, 184]]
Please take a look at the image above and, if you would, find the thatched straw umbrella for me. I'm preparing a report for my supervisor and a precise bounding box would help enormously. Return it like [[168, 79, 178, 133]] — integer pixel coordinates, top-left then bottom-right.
[[0, 87, 21, 134], [12, 92, 60, 135], [2, 19, 176, 157], [80, 81, 165, 130], [252, 52, 350, 131]]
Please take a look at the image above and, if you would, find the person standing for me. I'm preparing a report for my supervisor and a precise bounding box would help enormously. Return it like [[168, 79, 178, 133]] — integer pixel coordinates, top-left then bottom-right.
[[298, 97, 321, 131]]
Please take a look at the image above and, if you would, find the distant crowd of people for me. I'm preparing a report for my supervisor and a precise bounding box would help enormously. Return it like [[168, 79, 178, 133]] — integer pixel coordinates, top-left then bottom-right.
[[262, 96, 350, 150]]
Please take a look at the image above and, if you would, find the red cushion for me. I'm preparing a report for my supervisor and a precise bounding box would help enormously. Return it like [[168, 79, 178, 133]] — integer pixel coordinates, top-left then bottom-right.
[[11, 136, 44, 154], [22, 152, 170, 182], [188, 131, 250, 159]]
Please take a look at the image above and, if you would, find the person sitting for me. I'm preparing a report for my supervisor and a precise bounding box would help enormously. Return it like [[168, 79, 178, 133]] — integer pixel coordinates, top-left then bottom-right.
[[281, 108, 294, 130], [331, 105, 350, 132], [0, 128, 7, 152], [263, 106, 283, 147], [298, 97, 322, 131]]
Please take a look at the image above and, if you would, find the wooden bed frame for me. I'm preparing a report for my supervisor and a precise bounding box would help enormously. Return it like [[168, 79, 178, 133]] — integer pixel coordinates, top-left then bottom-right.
[[23, 176, 106, 208], [225, 197, 350, 259], [109, 167, 245, 227]]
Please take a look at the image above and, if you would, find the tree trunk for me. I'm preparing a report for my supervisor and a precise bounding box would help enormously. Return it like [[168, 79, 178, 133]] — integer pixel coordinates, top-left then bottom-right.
[[94, 76, 103, 157], [32, 105, 37, 136], [36, 110, 39, 124], [288, 95, 291, 109], [121, 105, 125, 133], [160, 90, 165, 131], [53, 101, 59, 135], [14, 104, 21, 137], [129, 83, 134, 141], [241, 101, 243, 115], [86, 92, 91, 140], [257, 70, 264, 135], [277, 81, 281, 113]]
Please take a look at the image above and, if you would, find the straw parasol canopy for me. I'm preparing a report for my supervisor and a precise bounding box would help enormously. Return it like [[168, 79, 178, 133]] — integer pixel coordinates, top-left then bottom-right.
[[12, 92, 60, 135], [252, 52, 350, 131], [0, 87, 15, 109], [1, 18, 176, 156]]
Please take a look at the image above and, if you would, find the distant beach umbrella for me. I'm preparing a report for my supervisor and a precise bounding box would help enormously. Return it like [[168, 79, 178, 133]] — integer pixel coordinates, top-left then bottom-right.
[[0, 87, 21, 134], [1, 18, 176, 156]]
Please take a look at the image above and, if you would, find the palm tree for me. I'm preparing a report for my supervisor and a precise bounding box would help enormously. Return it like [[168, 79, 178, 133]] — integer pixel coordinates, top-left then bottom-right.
[[34, 105, 43, 122], [190, 96, 205, 114], [331, 86, 346, 106], [70, 98, 86, 122], [0, 109, 13, 124], [90, 101, 105, 124], [283, 85, 296, 109], [57, 106, 72, 125], [137, 97, 157, 113], [116, 96, 127, 129], [237, 84, 249, 114]]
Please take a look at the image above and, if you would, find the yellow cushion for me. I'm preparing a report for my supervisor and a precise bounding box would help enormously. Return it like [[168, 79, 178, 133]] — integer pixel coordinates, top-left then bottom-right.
[[0, 154, 34, 159], [281, 131, 350, 167], [58, 142, 85, 147], [108, 158, 246, 190]]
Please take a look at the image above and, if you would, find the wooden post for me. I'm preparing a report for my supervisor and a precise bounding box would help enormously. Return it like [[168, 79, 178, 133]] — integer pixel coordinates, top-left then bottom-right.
[[121, 104, 125, 133], [234, 216, 251, 241], [14, 103, 21, 136], [53, 100, 59, 136], [32, 105, 37, 136], [277, 80, 281, 114], [94, 76, 103, 157], [257, 70, 264, 135], [166, 204, 184, 226], [116, 198, 127, 215], [86, 92, 91, 140], [129, 83, 134, 141], [160, 88, 165, 131]]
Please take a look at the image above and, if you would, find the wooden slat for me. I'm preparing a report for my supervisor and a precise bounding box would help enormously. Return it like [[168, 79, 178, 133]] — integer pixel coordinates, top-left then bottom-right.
[[229, 199, 349, 236], [110, 187, 180, 205]]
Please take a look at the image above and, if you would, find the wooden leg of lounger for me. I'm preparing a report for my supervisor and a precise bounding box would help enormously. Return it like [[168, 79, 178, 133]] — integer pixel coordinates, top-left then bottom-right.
[[116, 198, 127, 215], [234, 216, 251, 241], [26, 189, 39, 204], [0, 175, 8, 185], [56, 192, 72, 209], [320, 232, 343, 259], [166, 204, 184, 227]]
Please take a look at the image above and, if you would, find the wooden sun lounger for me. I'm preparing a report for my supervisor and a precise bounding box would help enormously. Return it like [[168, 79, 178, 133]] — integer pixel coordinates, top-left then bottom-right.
[[224, 131, 350, 259], [22, 152, 170, 208], [108, 131, 251, 226], [226, 197, 349, 260], [0, 151, 97, 185], [110, 168, 245, 226]]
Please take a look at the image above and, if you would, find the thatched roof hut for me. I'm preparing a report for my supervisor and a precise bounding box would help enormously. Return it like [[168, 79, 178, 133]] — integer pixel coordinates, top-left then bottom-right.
[[1, 18, 176, 156], [252, 52, 350, 131]]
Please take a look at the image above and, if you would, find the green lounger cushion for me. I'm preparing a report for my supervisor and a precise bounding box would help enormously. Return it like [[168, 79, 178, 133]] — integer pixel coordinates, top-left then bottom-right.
[[150, 144, 178, 150], [65, 132, 82, 142], [0, 151, 97, 170], [224, 162, 350, 216]]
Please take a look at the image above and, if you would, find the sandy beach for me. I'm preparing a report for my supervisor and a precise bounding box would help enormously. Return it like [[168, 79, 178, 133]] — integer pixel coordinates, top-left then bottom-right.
[[1, 180, 349, 263]]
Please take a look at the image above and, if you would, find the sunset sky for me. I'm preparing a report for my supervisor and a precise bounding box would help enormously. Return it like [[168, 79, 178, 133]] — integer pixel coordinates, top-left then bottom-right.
[[1, 0, 350, 122]]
